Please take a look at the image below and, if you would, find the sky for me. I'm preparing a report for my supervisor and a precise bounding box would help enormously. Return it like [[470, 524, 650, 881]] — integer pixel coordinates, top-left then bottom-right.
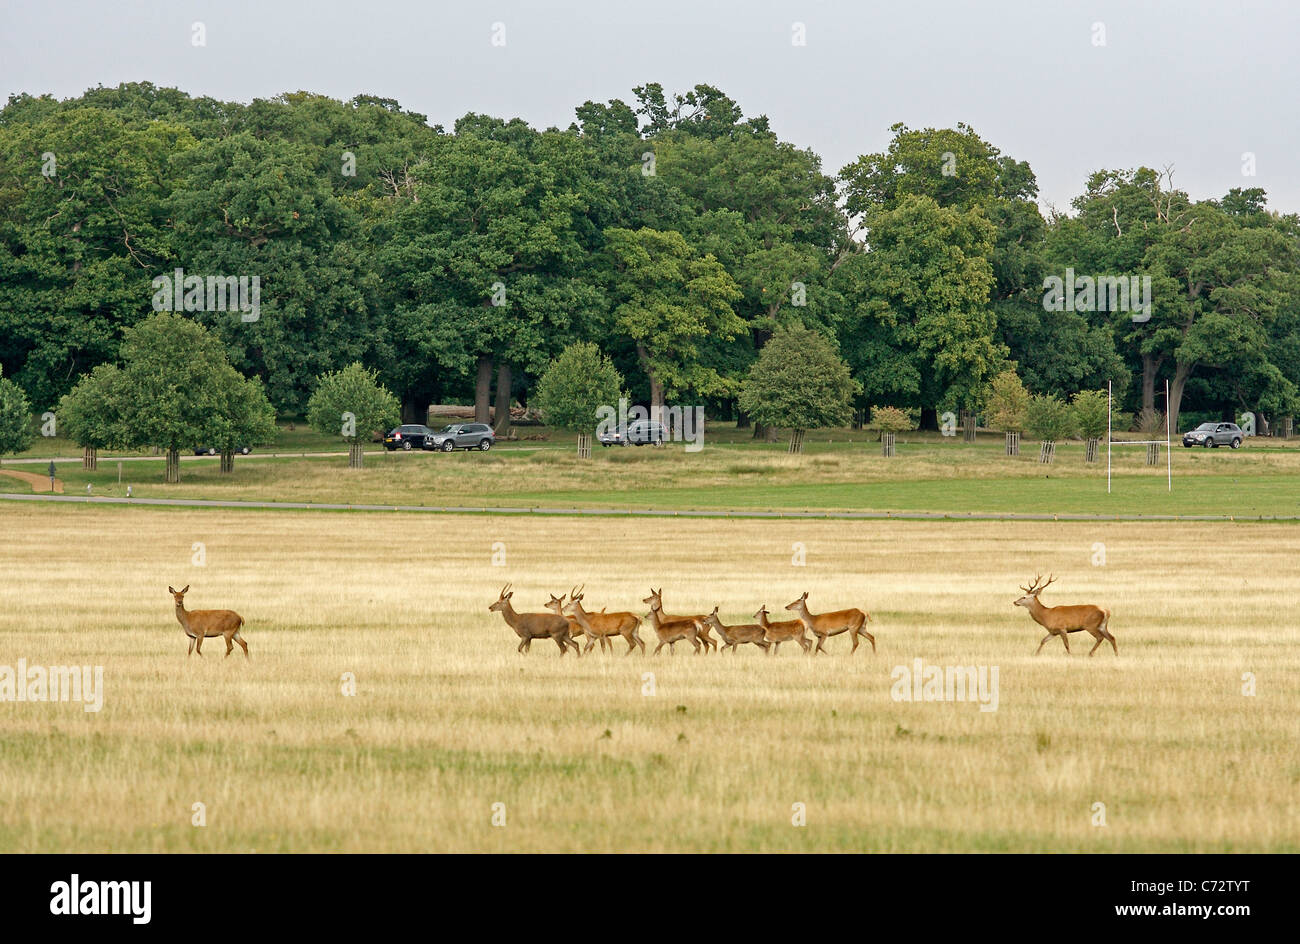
[[3, 0, 1299, 215]]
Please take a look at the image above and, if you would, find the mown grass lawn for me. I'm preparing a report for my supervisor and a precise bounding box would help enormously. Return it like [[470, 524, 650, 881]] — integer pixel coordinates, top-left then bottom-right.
[[9, 432, 1300, 519]]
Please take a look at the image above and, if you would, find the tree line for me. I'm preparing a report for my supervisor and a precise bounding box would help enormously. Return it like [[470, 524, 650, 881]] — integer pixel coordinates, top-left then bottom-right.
[[2, 81, 1298, 442]]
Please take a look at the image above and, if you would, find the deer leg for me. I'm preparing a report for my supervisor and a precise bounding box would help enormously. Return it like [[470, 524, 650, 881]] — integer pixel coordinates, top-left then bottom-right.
[[224, 633, 235, 657], [814, 634, 827, 655], [187, 634, 196, 657], [1104, 629, 1118, 656], [194, 634, 204, 657], [1087, 632, 1104, 657], [517, 638, 527, 654], [233, 631, 250, 660], [1059, 632, 1071, 654], [861, 630, 876, 654], [1035, 633, 1052, 655], [654, 641, 665, 655]]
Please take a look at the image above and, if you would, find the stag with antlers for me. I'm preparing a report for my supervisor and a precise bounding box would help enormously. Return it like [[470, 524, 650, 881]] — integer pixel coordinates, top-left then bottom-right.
[[1014, 575, 1116, 656], [489, 584, 580, 656]]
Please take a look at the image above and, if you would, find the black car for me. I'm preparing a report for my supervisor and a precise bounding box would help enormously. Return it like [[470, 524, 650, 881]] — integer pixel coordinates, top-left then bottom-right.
[[598, 419, 667, 447], [194, 445, 252, 455], [1182, 422, 1243, 449], [383, 424, 440, 450]]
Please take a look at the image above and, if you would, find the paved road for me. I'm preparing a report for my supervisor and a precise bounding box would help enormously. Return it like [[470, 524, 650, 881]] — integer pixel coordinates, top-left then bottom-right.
[[0, 491, 1289, 522]]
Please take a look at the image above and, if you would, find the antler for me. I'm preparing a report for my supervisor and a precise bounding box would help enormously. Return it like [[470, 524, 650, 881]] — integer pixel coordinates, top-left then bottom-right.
[[1021, 574, 1057, 595], [570, 584, 585, 602]]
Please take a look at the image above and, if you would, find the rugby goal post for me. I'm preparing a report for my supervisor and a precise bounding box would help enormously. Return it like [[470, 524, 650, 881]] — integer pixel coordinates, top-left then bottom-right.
[[1107, 379, 1171, 494]]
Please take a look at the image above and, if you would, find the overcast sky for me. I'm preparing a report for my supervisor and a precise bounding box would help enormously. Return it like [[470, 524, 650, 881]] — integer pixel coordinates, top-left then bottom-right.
[[4, 0, 1298, 214]]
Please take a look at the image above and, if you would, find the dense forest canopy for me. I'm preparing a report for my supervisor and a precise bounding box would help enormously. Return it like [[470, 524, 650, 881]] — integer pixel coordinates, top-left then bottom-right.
[[2, 81, 1297, 432]]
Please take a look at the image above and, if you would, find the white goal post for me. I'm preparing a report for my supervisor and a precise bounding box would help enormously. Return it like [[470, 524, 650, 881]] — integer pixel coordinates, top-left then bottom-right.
[[1107, 379, 1172, 494]]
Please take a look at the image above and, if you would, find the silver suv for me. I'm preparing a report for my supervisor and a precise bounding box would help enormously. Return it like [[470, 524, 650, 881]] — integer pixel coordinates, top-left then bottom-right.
[[429, 423, 495, 452], [1182, 422, 1243, 449]]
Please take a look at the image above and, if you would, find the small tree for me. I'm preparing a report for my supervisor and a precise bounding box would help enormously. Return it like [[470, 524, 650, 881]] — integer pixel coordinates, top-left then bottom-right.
[[1071, 389, 1109, 462], [59, 364, 132, 471], [534, 342, 624, 457], [986, 369, 1030, 455], [1027, 394, 1076, 463], [870, 406, 913, 436], [738, 324, 860, 453], [307, 363, 400, 469], [0, 366, 34, 466], [210, 374, 278, 473], [871, 405, 911, 457], [75, 313, 240, 483]]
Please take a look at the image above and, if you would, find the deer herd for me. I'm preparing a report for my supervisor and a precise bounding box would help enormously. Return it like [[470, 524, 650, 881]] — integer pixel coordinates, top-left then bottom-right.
[[489, 576, 1116, 658], [165, 573, 1117, 661]]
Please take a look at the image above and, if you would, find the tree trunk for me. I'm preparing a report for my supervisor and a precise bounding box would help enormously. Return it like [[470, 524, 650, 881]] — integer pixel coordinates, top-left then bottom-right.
[[1141, 354, 1164, 416], [220, 449, 234, 474], [348, 442, 364, 468], [919, 406, 938, 431], [1168, 362, 1192, 436], [735, 407, 750, 430], [83, 446, 97, 471], [165, 447, 180, 483], [475, 354, 493, 423], [636, 343, 665, 428], [493, 362, 512, 438]]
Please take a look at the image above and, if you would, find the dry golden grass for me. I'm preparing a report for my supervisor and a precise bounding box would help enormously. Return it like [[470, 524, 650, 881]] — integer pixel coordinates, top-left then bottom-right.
[[1, 503, 1297, 852]]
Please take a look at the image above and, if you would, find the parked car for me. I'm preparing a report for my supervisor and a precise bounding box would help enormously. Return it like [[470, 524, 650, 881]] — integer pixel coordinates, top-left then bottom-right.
[[383, 425, 441, 451], [427, 423, 496, 452], [598, 419, 667, 447], [1182, 422, 1243, 449], [194, 445, 252, 455]]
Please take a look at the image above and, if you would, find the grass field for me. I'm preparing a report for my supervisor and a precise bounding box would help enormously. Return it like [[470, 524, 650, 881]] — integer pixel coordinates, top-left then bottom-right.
[[7, 433, 1300, 518], [1, 502, 1297, 852]]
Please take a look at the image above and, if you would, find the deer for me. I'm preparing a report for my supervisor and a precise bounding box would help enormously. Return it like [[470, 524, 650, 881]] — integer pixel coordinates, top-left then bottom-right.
[[754, 604, 811, 655], [544, 592, 616, 653], [169, 585, 248, 659], [701, 606, 770, 654], [785, 591, 874, 655], [562, 586, 645, 656], [643, 602, 703, 656], [489, 584, 580, 656], [1014, 575, 1116, 656], [643, 588, 717, 653]]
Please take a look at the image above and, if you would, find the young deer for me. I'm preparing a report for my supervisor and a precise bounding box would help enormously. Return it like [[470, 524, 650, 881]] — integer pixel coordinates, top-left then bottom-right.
[[643, 588, 716, 653], [644, 600, 703, 655], [1014, 575, 1116, 656], [562, 587, 645, 656], [785, 591, 874, 655], [489, 584, 580, 656], [169, 585, 248, 659], [754, 604, 811, 655], [701, 606, 770, 654]]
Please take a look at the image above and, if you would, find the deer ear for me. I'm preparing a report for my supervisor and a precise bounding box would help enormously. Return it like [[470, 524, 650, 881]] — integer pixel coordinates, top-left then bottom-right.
[[181, 585, 190, 593], [168, 586, 175, 593]]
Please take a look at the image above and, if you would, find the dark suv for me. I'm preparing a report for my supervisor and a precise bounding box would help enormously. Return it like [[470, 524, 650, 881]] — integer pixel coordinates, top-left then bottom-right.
[[428, 423, 496, 452], [598, 420, 667, 447], [1182, 422, 1243, 449], [384, 425, 440, 451]]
